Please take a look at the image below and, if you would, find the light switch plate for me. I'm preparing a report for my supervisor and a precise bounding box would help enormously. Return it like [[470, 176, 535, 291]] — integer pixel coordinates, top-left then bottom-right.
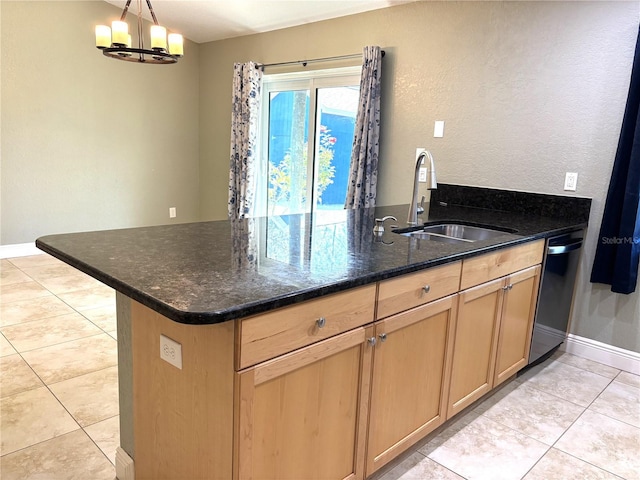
[[434, 121, 445, 138], [564, 172, 578, 191], [160, 334, 182, 369], [169, 207, 177, 218], [419, 167, 427, 182]]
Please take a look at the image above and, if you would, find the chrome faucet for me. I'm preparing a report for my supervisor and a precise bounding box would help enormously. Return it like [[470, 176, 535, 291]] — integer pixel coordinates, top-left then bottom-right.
[[407, 150, 437, 225]]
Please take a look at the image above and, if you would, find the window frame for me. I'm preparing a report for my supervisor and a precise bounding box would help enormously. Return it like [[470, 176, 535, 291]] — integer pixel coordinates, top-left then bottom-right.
[[257, 66, 362, 218]]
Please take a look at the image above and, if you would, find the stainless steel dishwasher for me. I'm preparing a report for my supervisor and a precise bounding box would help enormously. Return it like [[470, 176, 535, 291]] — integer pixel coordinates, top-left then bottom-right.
[[528, 230, 584, 365]]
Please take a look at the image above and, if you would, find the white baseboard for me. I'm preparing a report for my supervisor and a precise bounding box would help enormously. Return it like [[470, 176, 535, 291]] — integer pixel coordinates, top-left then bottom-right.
[[562, 334, 640, 375], [115, 447, 135, 480], [0, 242, 41, 259]]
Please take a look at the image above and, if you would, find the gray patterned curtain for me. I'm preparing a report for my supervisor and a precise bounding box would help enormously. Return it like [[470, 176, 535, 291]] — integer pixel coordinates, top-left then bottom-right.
[[345, 46, 382, 209], [228, 62, 262, 219]]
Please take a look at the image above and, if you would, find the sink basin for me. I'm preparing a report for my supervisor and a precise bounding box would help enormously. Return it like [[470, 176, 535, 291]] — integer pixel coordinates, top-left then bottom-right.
[[393, 223, 517, 243]]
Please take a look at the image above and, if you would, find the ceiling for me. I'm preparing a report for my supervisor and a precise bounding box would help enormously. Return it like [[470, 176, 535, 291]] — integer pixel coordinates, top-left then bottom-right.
[[104, 0, 415, 44]]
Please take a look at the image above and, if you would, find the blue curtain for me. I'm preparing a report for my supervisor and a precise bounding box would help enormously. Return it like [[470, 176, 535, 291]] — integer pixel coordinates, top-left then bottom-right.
[[590, 26, 640, 294]]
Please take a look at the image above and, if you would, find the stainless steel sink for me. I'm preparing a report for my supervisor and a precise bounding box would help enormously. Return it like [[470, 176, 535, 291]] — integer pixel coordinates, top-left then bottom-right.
[[393, 223, 516, 243]]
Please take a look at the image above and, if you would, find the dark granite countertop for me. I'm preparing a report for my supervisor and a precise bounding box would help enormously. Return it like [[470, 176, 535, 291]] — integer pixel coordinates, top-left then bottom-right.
[[36, 188, 590, 325]]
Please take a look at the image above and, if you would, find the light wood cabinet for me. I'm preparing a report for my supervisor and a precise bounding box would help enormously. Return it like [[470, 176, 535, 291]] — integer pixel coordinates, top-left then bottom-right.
[[234, 327, 374, 480], [460, 240, 544, 290], [238, 285, 376, 369], [376, 262, 461, 319], [447, 265, 541, 418], [365, 295, 457, 476], [447, 277, 503, 418], [493, 265, 541, 387], [127, 240, 546, 480], [131, 301, 235, 480]]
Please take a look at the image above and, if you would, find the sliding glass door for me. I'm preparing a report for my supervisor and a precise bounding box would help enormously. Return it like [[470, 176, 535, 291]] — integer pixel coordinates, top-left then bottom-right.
[[261, 68, 361, 217]]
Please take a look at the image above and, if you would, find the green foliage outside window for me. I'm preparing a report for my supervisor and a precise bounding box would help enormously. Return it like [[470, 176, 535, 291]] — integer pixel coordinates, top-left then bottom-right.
[[268, 126, 337, 214]]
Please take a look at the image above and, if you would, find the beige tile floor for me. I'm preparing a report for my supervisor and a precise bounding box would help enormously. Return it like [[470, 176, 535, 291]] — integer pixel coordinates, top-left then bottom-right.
[[1, 253, 639, 480]]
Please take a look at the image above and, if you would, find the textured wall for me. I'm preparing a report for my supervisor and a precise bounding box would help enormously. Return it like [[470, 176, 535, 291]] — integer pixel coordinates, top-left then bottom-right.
[[1, 1, 637, 353], [199, 1, 639, 353], [1, 1, 201, 244]]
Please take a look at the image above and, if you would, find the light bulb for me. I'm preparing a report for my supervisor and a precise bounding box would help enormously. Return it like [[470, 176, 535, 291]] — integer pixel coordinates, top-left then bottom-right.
[[112, 20, 128, 46], [168, 34, 184, 56], [95, 25, 111, 49], [150, 25, 167, 50]]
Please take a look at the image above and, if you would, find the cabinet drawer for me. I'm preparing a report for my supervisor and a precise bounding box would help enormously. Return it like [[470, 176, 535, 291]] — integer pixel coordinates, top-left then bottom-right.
[[238, 284, 376, 369], [376, 262, 462, 320], [460, 240, 544, 290]]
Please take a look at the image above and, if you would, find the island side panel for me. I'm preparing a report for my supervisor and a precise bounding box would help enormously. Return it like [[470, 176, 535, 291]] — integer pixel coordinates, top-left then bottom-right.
[[131, 301, 235, 480], [116, 293, 135, 458]]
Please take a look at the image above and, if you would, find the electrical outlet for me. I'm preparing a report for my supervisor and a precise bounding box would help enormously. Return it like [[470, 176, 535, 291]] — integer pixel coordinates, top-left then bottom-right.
[[419, 167, 427, 182], [160, 334, 182, 369], [416, 147, 426, 164], [564, 172, 578, 191], [434, 120, 445, 138], [169, 207, 177, 218]]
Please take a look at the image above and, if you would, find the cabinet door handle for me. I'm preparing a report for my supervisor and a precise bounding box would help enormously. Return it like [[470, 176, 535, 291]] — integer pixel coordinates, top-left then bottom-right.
[[422, 285, 431, 294], [502, 285, 509, 291], [378, 333, 387, 343], [316, 317, 326, 328], [367, 337, 377, 346]]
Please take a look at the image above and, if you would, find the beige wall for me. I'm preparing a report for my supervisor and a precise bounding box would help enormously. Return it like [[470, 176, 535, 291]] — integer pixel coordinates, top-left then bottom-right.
[[198, 1, 639, 353], [1, 1, 201, 244], [1, 1, 638, 353]]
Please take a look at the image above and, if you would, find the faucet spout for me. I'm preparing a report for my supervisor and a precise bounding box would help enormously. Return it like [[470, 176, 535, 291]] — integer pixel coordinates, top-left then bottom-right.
[[407, 150, 437, 225]]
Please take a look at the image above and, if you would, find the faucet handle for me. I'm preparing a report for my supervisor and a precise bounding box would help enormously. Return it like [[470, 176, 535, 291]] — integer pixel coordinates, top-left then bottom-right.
[[417, 196, 425, 215], [373, 216, 398, 234]]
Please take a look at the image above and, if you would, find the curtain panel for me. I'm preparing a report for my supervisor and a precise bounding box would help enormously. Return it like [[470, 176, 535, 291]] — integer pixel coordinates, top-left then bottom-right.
[[228, 61, 262, 219], [345, 46, 383, 209], [590, 26, 640, 294]]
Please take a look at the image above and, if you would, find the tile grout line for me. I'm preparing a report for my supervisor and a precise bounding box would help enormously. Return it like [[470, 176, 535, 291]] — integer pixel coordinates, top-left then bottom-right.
[[5, 331, 116, 357], [462, 358, 626, 479], [519, 364, 619, 410], [541, 369, 624, 478], [81, 413, 120, 467], [1, 308, 79, 329], [2, 260, 117, 354], [0, 287, 119, 468], [1, 349, 83, 459], [2, 259, 119, 469], [585, 371, 640, 429]]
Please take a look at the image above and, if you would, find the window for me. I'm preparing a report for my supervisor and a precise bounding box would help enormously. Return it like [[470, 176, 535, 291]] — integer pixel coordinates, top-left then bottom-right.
[[258, 67, 361, 218]]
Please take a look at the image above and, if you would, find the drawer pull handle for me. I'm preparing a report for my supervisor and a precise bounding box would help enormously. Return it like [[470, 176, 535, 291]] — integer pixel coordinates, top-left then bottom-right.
[[367, 337, 377, 346], [316, 317, 326, 328], [378, 333, 387, 343], [422, 285, 431, 294]]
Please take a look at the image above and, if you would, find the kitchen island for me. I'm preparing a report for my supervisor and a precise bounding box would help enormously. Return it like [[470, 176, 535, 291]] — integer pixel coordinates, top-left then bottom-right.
[[36, 185, 591, 480]]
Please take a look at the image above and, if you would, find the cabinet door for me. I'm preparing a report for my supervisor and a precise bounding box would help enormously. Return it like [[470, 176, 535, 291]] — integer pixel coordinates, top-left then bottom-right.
[[235, 327, 373, 480], [493, 265, 541, 387], [447, 277, 504, 418], [366, 295, 457, 476]]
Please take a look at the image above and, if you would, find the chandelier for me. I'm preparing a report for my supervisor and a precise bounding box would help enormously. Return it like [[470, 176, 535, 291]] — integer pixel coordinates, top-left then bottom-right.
[[95, 0, 183, 64]]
